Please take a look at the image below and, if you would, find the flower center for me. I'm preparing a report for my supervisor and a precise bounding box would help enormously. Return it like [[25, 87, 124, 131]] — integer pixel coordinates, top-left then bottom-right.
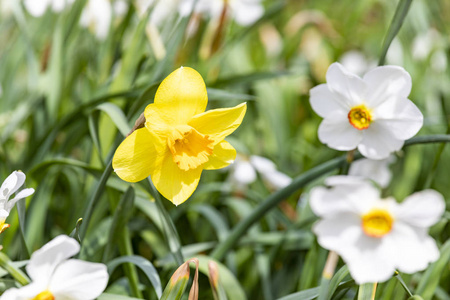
[[348, 105, 372, 130], [167, 125, 214, 171], [361, 209, 394, 238], [33, 290, 54, 300]]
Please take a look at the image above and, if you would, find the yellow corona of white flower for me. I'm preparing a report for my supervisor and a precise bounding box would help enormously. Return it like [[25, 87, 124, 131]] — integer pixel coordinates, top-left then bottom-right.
[[0, 171, 34, 234], [310, 176, 445, 284], [0, 235, 108, 300], [309, 63, 423, 159]]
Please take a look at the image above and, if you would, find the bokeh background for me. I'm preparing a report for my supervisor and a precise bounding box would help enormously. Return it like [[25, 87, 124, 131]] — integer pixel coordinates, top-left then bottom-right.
[[0, 0, 449, 299]]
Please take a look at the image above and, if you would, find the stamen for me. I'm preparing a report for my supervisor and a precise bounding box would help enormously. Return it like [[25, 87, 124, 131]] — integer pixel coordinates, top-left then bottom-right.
[[348, 105, 372, 130], [33, 290, 55, 300], [168, 125, 214, 171]]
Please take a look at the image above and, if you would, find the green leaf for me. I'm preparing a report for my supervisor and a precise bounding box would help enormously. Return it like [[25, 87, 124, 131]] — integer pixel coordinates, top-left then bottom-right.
[[277, 287, 319, 300], [415, 240, 450, 299], [358, 283, 377, 300], [107, 255, 162, 299], [95, 102, 132, 137]]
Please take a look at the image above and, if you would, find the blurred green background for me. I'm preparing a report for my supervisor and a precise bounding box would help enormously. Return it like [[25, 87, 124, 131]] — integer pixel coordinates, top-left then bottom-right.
[[0, 0, 449, 299]]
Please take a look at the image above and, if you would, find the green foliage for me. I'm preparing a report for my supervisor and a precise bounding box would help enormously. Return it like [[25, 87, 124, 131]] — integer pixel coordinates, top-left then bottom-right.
[[0, 0, 449, 299]]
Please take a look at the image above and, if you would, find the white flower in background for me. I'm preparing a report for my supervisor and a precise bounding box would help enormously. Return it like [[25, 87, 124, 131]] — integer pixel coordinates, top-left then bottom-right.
[[309, 62, 423, 159], [180, 0, 264, 26], [339, 50, 376, 77], [348, 156, 395, 188], [135, 0, 180, 27], [0, 171, 34, 234], [80, 0, 112, 40], [310, 176, 445, 284], [1, 235, 109, 300], [113, 0, 129, 18], [231, 155, 292, 190], [24, 0, 74, 17], [412, 29, 447, 72]]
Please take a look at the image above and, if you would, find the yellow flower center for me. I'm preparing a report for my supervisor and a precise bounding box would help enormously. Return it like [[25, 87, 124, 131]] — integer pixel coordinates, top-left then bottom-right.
[[348, 105, 372, 130], [33, 290, 54, 300], [168, 125, 214, 171], [361, 209, 394, 238]]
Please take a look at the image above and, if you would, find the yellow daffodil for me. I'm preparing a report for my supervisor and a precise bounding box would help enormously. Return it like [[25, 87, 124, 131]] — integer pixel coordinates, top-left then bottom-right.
[[113, 67, 247, 205]]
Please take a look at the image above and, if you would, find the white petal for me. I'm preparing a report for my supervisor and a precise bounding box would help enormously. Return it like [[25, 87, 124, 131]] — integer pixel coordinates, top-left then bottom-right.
[[50, 259, 109, 300], [1, 171, 25, 200], [250, 155, 276, 173], [232, 161, 257, 185], [262, 170, 292, 190], [326, 62, 366, 108], [0, 209, 9, 219], [358, 123, 404, 159], [313, 214, 362, 251], [24, 0, 49, 17], [395, 190, 445, 228], [363, 65, 412, 107], [26, 235, 80, 284], [372, 97, 423, 140], [339, 51, 371, 76], [318, 115, 363, 151], [324, 175, 371, 187], [309, 182, 379, 217], [386, 224, 440, 273], [343, 236, 396, 284], [309, 84, 349, 118], [232, 1, 264, 26], [348, 158, 392, 188], [5, 188, 35, 212], [0, 282, 46, 300]]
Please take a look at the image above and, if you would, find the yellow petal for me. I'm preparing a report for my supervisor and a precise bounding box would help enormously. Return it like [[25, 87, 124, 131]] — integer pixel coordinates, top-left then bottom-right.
[[153, 67, 208, 125], [151, 152, 203, 205], [204, 140, 236, 170], [188, 103, 247, 142], [112, 128, 164, 183]]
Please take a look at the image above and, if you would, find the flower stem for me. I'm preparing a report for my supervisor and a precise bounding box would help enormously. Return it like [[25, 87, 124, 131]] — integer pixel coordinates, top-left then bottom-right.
[[317, 251, 340, 300], [395, 271, 414, 297], [0, 251, 30, 286], [210, 134, 450, 261], [378, 0, 413, 66]]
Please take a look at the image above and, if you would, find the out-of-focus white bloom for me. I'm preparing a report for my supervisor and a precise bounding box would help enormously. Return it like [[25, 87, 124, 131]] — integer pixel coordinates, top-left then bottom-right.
[[1, 235, 109, 300], [113, 0, 128, 18], [0, 171, 34, 234], [180, 0, 264, 26], [231, 155, 292, 190], [310, 176, 445, 284], [386, 38, 404, 66], [412, 29, 447, 73], [0, 0, 14, 16], [24, 0, 74, 17], [135, 0, 180, 27], [348, 156, 394, 188], [339, 51, 376, 77], [80, 0, 112, 40], [309, 62, 423, 159]]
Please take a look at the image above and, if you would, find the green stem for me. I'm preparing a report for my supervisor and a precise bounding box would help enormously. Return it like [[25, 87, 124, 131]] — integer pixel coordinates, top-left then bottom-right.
[[211, 134, 450, 261], [395, 272, 414, 297], [378, 0, 413, 66], [0, 252, 30, 286], [145, 178, 184, 266], [119, 228, 144, 298]]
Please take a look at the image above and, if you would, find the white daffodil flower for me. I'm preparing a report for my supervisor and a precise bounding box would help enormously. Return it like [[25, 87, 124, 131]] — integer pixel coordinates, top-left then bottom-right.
[[339, 51, 376, 77], [348, 156, 394, 188], [310, 176, 445, 284], [1, 235, 109, 300], [231, 155, 292, 190], [180, 0, 264, 26], [310, 62, 423, 159], [24, 0, 74, 17], [0, 171, 34, 233], [80, 0, 112, 40]]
